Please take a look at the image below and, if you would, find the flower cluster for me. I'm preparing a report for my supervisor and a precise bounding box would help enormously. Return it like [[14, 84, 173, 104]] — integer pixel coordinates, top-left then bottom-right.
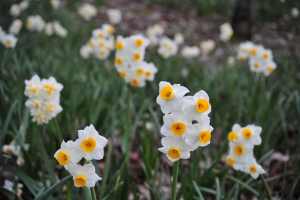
[[80, 24, 115, 59], [0, 26, 18, 48], [200, 39, 216, 55], [106, 9, 122, 24], [157, 81, 213, 162], [146, 24, 164, 46], [237, 41, 277, 76], [54, 125, 107, 188], [78, 3, 97, 21], [10, 0, 29, 17], [114, 34, 158, 87], [158, 37, 178, 58], [24, 75, 63, 125], [26, 15, 46, 32], [9, 19, 23, 35], [3, 180, 23, 197], [219, 22, 234, 42], [2, 141, 30, 166], [226, 124, 265, 179], [181, 46, 200, 58]]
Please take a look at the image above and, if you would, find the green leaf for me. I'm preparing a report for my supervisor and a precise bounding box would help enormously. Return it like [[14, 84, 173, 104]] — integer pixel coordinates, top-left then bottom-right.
[[34, 175, 72, 200], [226, 175, 259, 196]]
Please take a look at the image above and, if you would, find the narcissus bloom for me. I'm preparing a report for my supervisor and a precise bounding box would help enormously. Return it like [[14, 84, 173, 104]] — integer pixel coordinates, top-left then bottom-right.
[[229, 142, 253, 162], [161, 110, 191, 137], [1, 33, 18, 48], [182, 90, 211, 119], [156, 81, 189, 114], [185, 115, 213, 150], [3, 180, 23, 196], [243, 158, 265, 179], [200, 40, 215, 55], [9, 19, 23, 35], [174, 33, 184, 45], [158, 136, 193, 162], [54, 141, 84, 169], [239, 125, 262, 148], [106, 9, 122, 24], [75, 125, 108, 160], [219, 23, 234, 42], [181, 46, 200, 58], [78, 3, 97, 21], [68, 164, 101, 187]]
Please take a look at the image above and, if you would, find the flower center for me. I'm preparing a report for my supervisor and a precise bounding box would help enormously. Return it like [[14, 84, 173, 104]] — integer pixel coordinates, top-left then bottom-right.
[[120, 71, 126, 78], [135, 38, 143, 47], [136, 68, 144, 76], [226, 157, 235, 166], [98, 33, 104, 38], [249, 165, 257, 173], [57, 150, 70, 165], [115, 42, 123, 50], [145, 71, 151, 77], [29, 83, 39, 94], [5, 147, 12, 154], [108, 27, 114, 34], [198, 130, 211, 144], [254, 63, 259, 68], [263, 53, 269, 59], [99, 51, 105, 56], [250, 49, 257, 55], [46, 104, 55, 113], [167, 147, 181, 159], [233, 145, 244, 156], [171, 122, 186, 136], [131, 78, 139, 87], [228, 131, 238, 142], [88, 41, 94, 47], [133, 53, 141, 61], [99, 42, 105, 47], [196, 98, 210, 113], [43, 84, 56, 95], [74, 175, 87, 187], [115, 58, 122, 66], [268, 67, 274, 73], [6, 39, 11, 45], [160, 85, 174, 100], [81, 137, 96, 152], [242, 128, 252, 139]]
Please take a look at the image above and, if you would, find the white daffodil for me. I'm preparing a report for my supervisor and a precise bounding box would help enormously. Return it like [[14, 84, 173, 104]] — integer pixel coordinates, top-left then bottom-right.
[[181, 46, 200, 58], [24, 75, 42, 98], [185, 115, 213, 150], [53, 21, 67, 38], [144, 62, 157, 81], [219, 23, 234, 42], [156, 81, 190, 114], [19, 1, 29, 11], [128, 75, 146, 88], [161, 110, 191, 137], [200, 40, 215, 55], [80, 44, 93, 59], [68, 164, 101, 187], [291, 7, 299, 18], [158, 136, 193, 162], [182, 90, 211, 120], [243, 158, 265, 179], [75, 125, 108, 160], [2, 144, 21, 156], [145, 122, 153, 132], [129, 34, 150, 50], [158, 37, 178, 58], [43, 99, 63, 118], [31, 110, 51, 125], [229, 142, 253, 162], [92, 28, 108, 40], [1, 34, 18, 48], [78, 3, 97, 21], [44, 22, 54, 36], [26, 15, 45, 32], [106, 9, 122, 24], [262, 60, 277, 76], [54, 140, 84, 169], [238, 125, 262, 148], [227, 124, 242, 142], [9, 19, 23, 35], [3, 180, 23, 197], [41, 76, 63, 98], [225, 154, 246, 171], [174, 33, 184, 45], [102, 24, 115, 35], [25, 98, 41, 113], [10, 4, 21, 17], [50, 0, 61, 9]]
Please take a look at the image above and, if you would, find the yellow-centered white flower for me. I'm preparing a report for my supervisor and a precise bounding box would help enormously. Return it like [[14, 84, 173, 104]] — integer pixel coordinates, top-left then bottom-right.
[[242, 158, 265, 179], [156, 81, 190, 114], [229, 142, 253, 162], [68, 164, 101, 187], [75, 125, 108, 160], [161, 110, 191, 137], [54, 140, 84, 169], [182, 90, 211, 119], [238, 125, 262, 148], [158, 136, 193, 162], [185, 115, 213, 150]]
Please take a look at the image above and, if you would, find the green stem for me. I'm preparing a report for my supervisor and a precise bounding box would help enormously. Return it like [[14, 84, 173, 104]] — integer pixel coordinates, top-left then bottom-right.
[[90, 187, 97, 200], [50, 118, 63, 142], [260, 174, 272, 200], [172, 160, 180, 200]]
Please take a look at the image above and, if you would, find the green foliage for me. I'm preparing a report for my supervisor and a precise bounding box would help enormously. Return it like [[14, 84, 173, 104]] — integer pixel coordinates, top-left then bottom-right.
[[0, 0, 299, 200]]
